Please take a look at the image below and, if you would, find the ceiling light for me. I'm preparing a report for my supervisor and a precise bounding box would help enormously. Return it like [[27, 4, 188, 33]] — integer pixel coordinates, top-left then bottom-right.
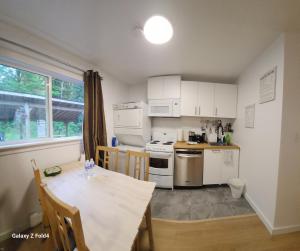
[[143, 16, 173, 44]]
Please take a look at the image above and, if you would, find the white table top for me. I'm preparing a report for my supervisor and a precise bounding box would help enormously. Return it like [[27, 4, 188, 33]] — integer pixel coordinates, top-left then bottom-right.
[[42, 161, 155, 251]]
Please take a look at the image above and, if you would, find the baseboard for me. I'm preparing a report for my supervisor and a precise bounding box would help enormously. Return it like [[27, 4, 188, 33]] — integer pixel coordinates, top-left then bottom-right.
[[272, 224, 300, 235], [244, 192, 274, 234], [0, 223, 29, 242], [244, 192, 300, 235]]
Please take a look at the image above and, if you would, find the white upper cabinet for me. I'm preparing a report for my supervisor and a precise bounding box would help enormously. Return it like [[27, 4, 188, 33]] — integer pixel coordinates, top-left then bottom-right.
[[180, 81, 237, 118], [198, 82, 215, 117], [164, 76, 181, 98], [181, 81, 215, 117], [214, 84, 237, 118], [147, 76, 181, 99], [147, 77, 164, 99], [181, 81, 198, 116]]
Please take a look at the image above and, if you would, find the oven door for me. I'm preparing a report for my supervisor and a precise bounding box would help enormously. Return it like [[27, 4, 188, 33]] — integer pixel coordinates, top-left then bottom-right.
[[148, 151, 173, 176]]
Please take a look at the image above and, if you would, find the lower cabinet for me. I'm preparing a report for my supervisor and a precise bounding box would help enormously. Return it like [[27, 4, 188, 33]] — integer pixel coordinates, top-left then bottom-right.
[[203, 149, 239, 185]]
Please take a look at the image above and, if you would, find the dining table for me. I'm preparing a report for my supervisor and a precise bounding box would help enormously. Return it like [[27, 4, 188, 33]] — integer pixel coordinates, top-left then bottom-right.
[[42, 161, 156, 251]]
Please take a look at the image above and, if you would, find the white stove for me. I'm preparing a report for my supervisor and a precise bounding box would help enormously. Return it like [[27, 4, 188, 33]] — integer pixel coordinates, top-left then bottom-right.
[[146, 131, 176, 189], [145, 140, 175, 153]]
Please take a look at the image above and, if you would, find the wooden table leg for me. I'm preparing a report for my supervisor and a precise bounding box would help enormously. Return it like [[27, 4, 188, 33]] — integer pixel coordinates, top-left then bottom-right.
[[145, 204, 154, 251]]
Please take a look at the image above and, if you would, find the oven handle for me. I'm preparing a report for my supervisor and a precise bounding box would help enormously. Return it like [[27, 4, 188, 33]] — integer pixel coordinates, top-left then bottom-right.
[[148, 152, 173, 158]]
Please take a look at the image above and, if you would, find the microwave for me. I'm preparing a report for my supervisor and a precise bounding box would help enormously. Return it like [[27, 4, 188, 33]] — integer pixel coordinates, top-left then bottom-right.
[[148, 99, 180, 117]]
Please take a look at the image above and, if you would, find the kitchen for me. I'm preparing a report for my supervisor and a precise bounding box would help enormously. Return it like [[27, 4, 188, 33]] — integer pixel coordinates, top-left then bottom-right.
[[1, 1, 300, 250], [112, 75, 254, 220]]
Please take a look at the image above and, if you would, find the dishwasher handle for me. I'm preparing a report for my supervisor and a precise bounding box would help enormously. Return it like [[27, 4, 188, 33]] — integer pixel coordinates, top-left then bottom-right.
[[177, 154, 202, 158]]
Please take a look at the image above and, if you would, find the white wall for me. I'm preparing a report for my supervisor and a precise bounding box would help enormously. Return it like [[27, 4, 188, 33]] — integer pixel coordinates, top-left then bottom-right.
[[0, 141, 81, 239], [128, 82, 147, 102], [102, 72, 130, 146], [152, 117, 234, 139], [233, 35, 284, 231], [274, 33, 300, 231], [0, 21, 129, 238]]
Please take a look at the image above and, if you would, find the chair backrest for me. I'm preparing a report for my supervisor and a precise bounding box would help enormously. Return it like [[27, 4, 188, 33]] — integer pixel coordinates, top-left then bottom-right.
[[95, 146, 119, 172], [125, 150, 150, 181], [31, 159, 42, 189], [40, 184, 88, 251], [31, 159, 49, 226]]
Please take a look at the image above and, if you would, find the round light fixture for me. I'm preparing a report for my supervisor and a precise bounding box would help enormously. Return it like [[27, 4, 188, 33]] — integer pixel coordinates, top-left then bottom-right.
[[143, 15, 173, 44]]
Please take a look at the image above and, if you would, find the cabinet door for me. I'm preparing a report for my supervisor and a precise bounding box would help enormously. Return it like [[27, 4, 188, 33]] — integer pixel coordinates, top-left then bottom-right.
[[221, 150, 239, 183], [163, 76, 181, 99], [180, 81, 199, 116], [203, 149, 223, 185], [113, 109, 142, 128], [198, 82, 215, 117], [214, 84, 237, 118], [113, 110, 120, 126], [147, 77, 164, 99]]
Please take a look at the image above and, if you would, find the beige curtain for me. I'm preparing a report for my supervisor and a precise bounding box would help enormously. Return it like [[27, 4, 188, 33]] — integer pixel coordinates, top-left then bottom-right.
[[83, 70, 107, 160]]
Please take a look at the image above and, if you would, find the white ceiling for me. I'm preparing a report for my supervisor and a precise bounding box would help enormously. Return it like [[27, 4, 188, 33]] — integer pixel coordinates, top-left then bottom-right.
[[0, 0, 300, 85]]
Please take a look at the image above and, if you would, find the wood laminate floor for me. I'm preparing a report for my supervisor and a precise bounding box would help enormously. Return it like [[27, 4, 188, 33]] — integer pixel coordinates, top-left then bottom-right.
[[1, 215, 300, 251], [151, 215, 300, 251]]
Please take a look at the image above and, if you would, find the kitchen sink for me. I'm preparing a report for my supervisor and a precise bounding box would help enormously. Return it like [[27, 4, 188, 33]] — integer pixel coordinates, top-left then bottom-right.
[[209, 142, 230, 146]]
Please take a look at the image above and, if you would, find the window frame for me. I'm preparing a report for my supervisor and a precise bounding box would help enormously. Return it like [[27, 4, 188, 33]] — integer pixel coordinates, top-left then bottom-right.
[[0, 60, 84, 148]]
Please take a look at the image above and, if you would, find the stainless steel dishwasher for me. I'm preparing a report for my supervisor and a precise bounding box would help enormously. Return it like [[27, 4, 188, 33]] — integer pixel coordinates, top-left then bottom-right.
[[174, 149, 204, 187]]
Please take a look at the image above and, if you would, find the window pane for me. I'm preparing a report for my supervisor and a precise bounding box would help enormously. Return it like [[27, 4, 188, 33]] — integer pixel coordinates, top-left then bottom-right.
[[52, 78, 84, 138], [0, 64, 48, 143]]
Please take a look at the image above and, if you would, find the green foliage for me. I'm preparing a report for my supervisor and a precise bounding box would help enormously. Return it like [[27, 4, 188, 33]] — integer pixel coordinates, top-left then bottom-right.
[[0, 64, 46, 96], [52, 78, 84, 103], [0, 121, 20, 141], [53, 121, 82, 138], [0, 64, 84, 142], [53, 121, 67, 137], [0, 64, 84, 103]]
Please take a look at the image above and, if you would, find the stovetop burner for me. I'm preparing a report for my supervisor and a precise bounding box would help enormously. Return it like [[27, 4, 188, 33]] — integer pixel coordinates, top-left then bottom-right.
[[150, 140, 160, 144], [149, 140, 174, 145], [163, 141, 174, 145]]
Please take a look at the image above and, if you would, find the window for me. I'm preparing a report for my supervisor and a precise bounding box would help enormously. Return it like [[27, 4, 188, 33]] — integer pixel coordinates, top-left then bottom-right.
[[0, 63, 84, 145], [52, 78, 84, 138]]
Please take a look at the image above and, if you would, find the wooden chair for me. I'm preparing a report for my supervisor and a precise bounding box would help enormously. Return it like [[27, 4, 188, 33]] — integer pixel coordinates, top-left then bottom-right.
[[125, 151, 153, 250], [30, 159, 49, 227], [95, 146, 119, 172], [125, 150, 150, 181], [40, 183, 89, 251]]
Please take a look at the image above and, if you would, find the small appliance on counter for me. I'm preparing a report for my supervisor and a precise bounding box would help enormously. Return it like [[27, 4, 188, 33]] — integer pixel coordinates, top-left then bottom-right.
[[177, 129, 183, 141], [188, 131, 206, 144]]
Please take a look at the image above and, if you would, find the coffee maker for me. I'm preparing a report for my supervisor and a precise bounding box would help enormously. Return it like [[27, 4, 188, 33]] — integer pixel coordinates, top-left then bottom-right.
[[188, 131, 206, 143]]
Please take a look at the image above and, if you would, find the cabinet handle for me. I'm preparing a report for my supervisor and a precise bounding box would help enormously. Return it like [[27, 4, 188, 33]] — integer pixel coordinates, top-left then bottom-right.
[[215, 108, 218, 116], [212, 150, 221, 153], [198, 106, 201, 115], [195, 106, 197, 115]]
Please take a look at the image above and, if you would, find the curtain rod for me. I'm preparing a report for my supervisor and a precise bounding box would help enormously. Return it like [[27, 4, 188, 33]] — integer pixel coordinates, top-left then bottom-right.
[[0, 37, 87, 73]]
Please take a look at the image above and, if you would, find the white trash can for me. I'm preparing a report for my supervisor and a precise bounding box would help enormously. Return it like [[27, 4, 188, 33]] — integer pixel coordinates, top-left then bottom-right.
[[228, 178, 245, 199]]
